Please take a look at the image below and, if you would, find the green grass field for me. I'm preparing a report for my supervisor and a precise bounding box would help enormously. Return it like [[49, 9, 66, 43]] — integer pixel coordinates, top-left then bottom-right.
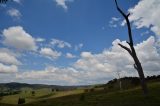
[[0, 87, 84, 105], [0, 82, 160, 106]]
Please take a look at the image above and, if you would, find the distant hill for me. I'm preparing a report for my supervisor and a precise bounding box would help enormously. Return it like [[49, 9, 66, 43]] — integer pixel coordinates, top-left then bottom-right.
[[0, 82, 82, 91]]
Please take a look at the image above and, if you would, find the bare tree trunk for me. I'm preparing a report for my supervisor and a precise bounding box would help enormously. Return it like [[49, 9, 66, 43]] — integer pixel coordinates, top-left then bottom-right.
[[114, 0, 148, 95], [117, 71, 122, 90]]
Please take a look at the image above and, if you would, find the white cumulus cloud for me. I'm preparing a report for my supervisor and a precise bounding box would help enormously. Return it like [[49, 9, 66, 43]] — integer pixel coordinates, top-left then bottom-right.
[[66, 53, 76, 58], [35, 37, 46, 42], [13, 0, 21, 4], [54, 0, 74, 10], [50, 38, 71, 48], [2, 26, 37, 51], [128, 0, 160, 38], [15, 36, 160, 85], [75, 43, 83, 51], [0, 49, 21, 65], [7, 8, 21, 19], [0, 63, 18, 74], [16, 66, 79, 85], [40, 48, 61, 60], [109, 17, 120, 28]]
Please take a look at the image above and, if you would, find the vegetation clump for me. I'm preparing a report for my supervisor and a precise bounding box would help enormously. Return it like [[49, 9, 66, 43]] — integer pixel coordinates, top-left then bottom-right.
[[79, 94, 85, 101], [18, 98, 25, 104], [31, 91, 35, 96]]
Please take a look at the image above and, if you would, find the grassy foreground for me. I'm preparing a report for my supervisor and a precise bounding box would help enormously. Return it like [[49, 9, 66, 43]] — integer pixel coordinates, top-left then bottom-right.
[[0, 82, 160, 106]]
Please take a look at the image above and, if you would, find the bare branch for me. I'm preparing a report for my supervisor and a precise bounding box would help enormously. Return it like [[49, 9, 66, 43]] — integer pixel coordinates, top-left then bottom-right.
[[118, 43, 132, 57], [127, 13, 130, 17], [134, 64, 138, 70], [126, 41, 130, 46], [114, 0, 127, 18], [115, 0, 133, 46]]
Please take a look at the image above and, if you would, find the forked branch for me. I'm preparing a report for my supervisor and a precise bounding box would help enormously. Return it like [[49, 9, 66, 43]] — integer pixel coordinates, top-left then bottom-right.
[[118, 43, 132, 57], [115, 0, 133, 46]]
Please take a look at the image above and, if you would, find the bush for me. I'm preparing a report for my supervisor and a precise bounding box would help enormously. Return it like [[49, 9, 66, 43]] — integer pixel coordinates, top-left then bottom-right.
[[84, 89, 89, 93], [18, 98, 25, 104], [31, 91, 35, 96], [40, 100, 47, 103], [79, 94, 85, 101], [0, 97, 3, 101], [103, 87, 108, 92], [108, 85, 114, 89], [55, 89, 59, 92], [89, 88, 95, 92], [51, 89, 55, 92]]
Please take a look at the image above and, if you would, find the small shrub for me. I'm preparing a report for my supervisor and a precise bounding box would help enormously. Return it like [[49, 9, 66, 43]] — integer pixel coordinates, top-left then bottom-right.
[[108, 85, 113, 89], [104, 87, 107, 90], [18, 98, 25, 104], [41, 100, 47, 103], [90, 88, 95, 92], [84, 89, 89, 93], [55, 89, 59, 92], [79, 94, 85, 101], [0, 97, 3, 101], [31, 91, 35, 96], [51, 89, 55, 92]]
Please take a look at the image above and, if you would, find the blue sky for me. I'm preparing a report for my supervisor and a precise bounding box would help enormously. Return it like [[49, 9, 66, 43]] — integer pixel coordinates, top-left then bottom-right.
[[0, 0, 160, 85]]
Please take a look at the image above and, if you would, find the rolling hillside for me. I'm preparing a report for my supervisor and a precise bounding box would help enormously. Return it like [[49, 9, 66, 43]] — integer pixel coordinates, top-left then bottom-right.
[[0, 82, 155, 106], [23, 82, 160, 106], [0, 76, 160, 106]]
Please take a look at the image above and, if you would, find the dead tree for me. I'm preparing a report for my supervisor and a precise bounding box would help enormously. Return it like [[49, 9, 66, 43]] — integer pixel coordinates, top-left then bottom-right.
[[114, 0, 148, 95]]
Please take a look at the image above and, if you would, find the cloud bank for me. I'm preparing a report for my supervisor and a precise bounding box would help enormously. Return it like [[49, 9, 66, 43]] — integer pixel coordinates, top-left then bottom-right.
[[16, 36, 160, 85], [128, 0, 160, 39]]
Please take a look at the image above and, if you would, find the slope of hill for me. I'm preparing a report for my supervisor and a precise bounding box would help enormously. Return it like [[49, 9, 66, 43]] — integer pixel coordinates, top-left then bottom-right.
[[0, 82, 159, 106], [18, 82, 159, 106], [96, 75, 160, 91], [0, 75, 160, 106]]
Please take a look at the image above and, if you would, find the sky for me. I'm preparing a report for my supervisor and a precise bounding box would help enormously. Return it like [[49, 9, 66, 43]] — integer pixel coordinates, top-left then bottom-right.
[[0, 0, 160, 85]]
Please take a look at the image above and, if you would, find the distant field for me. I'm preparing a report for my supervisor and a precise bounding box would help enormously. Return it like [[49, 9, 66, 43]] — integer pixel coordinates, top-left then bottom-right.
[[0, 87, 84, 105], [0, 82, 160, 106]]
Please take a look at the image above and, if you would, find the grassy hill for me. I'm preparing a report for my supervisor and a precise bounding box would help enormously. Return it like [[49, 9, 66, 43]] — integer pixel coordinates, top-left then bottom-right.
[[23, 82, 160, 106], [0, 76, 160, 106], [0, 88, 84, 105], [0, 82, 159, 106]]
